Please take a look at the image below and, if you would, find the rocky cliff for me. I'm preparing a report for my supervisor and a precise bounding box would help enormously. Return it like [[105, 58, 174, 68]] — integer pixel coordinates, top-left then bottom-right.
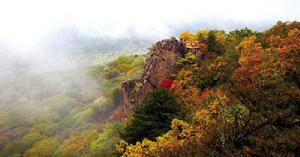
[[121, 37, 187, 114]]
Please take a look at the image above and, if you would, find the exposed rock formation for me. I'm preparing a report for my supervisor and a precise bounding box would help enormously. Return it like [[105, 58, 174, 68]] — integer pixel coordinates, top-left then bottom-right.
[[122, 37, 187, 114]]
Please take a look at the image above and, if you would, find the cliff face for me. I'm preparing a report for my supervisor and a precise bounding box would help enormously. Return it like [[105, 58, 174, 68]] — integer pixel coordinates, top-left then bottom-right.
[[122, 37, 187, 113]]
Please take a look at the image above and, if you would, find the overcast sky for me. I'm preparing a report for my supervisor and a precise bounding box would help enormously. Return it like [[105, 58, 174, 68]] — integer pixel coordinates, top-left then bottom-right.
[[0, 0, 299, 48]]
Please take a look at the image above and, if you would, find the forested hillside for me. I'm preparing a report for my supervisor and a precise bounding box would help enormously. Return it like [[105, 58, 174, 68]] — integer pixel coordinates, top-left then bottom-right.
[[0, 54, 145, 157], [0, 21, 299, 157], [117, 21, 300, 157]]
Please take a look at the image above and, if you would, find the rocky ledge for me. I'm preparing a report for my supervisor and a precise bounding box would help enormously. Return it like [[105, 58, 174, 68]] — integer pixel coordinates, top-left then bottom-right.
[[121, 37, 187, 114]]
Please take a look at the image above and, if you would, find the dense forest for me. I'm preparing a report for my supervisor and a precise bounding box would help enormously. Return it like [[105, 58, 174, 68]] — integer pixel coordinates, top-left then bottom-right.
[[0, 21, 299, 157], [0, 54, 145, 157], [117, 21, 300, 157]]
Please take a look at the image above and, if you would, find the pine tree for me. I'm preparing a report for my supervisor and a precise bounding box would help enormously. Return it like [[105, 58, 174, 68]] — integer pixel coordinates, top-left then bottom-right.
[[121, 89, 183, 144], [206, 31, 217, 53]]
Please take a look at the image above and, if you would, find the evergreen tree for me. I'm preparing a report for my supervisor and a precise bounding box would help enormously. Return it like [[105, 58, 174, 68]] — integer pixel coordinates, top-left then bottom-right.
[[121, 89, 184, 144], [206, 30, 217, 53]]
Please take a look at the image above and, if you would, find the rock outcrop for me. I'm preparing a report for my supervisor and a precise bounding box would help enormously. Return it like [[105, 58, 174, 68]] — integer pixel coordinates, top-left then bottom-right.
[[122, 37, 187, 114]]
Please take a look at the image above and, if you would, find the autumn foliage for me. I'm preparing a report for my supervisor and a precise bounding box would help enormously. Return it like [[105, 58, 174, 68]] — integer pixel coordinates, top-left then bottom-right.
[[159, 79, 174, 89], [118, 21, 300, 157]]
